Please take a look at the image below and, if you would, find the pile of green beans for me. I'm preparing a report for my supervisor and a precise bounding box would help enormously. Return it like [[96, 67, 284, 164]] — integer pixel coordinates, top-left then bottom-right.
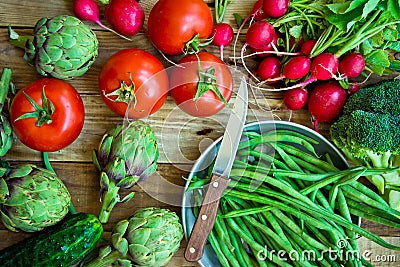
[[188, 129, 400, 267]]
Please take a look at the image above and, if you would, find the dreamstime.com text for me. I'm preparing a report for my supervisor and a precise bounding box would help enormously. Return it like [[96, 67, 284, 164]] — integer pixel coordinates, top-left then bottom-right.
[[257, 239, 397, 264]]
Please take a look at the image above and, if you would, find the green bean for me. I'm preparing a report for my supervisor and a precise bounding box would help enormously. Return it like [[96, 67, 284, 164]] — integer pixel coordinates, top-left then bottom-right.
[[239, 132, 319, 156], [214, 216, 241, 267], [275, 145, 303, 172], [225, 216, 293, 267], [245, 214, 295, 253], [306, 224, 337, 250], [336, 189, 360, 265], [221, 201, 255, 267], [249, 150, 290, 170], [346, 202, 400, 228], [208, 228, 231, 267], [300, 167, 365, 195], [262, 210, 292, 246], [229, 186, 400, 250], [260, 129, 320, 145], [271, 209, 329, 251], [242, 130, 262, 139], [276, 142, 340, 172], [186, 178, 209, 192], [288, 153, 328, 174], [227, 190, 333, 231], [329, 169, 367, 209], [266, 169, 333, 181], [278, 222, 332, 267], [341, 185, 400, 218], [347, 182, 389, 207], [221, 205, 273, 218], [230, 168, 333, 213]]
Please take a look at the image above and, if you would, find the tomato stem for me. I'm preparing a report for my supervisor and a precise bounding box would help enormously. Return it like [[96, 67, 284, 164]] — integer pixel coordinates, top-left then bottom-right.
[[15, 87, 55, 127], [184, 34, 214, 55], [215, 0, 231, 23], [103, 72, 137, 106], [195, 58, 228, 105]]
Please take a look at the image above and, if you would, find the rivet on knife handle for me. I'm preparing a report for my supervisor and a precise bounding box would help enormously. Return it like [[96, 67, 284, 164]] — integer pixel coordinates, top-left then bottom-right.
[[184, 173, 230, 262]]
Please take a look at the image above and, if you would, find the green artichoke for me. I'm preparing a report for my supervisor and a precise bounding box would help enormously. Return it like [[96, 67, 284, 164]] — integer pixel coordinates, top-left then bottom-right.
[[0, 68, 14, 156], [8, 15, 98, 80], [93, 120, 159, 223], [0, 163, 71, 232], [84, 207, 184, 267]]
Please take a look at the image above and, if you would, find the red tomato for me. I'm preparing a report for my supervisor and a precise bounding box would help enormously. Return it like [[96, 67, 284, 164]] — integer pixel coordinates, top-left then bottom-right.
[[147, 0, 214, 55], [98, 49, 168, 118], [170, 52, 233, 117], [10, 78, 84, 152]]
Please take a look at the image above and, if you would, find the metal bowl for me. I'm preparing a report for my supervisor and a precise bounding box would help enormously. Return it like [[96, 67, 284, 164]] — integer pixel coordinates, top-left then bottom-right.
[[181, 120, 349, 267]]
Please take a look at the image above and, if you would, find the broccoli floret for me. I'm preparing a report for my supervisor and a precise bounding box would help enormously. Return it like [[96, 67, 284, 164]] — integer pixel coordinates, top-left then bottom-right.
[[330, 110, 400, 209], [343, 79, 400, 115], [331, 110, 400, 157]]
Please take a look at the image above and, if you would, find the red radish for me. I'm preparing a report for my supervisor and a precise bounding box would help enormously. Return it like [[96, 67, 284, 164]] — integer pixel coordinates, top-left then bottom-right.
[[308, 81, 347, 131], [256, 52, 340, 91], [311, 52, 339, 80], [339, 52, 365, 78], [103, 0, 145, 37], [283, 88, 308, 110], [263, 0, 290, 18], [72, 0, 131, 40], [251, 32, 279, 57], [241, 21, 276, 80], [212, 23, 234, 60], [257, 56, 281, 81], [267, 55, 311, 82], [245, 21, 276, 50], [300, 39, 317, 55], [252, 0, 269, 21], [283, 56, 311, 80], [348, 83, 361, 94]]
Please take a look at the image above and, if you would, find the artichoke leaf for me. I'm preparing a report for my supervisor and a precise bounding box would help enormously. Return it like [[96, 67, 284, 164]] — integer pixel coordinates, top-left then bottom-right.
[[97, 135, 114, 166], [128, 244, 153, 265], [120, 192, 135, 203], [116, 175, 139, 189], [92, 150, 101, 171], [114, 219, 130, 235], [104, 158, 126, 182], [0, 178, 9, 202], [8, 164, 34, 178], [0, 209, 17, 231], [111, 232, 129, 256], [100, 172, 110, 191]]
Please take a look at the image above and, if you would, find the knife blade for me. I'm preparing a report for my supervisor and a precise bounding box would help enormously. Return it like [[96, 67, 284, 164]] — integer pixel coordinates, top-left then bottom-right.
[[185, 77, 248, 262]]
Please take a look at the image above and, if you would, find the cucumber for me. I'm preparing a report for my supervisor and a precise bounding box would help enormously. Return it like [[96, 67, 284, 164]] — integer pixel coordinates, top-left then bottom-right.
[[0, 212, 103, 267]]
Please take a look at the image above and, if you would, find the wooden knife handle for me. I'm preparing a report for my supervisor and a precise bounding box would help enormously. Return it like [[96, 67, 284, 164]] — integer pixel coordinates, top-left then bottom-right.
[[184, 173, 230, 262]]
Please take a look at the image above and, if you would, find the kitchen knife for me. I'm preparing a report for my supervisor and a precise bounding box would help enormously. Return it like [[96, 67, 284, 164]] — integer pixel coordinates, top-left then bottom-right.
[[185, 76, 248, 262]]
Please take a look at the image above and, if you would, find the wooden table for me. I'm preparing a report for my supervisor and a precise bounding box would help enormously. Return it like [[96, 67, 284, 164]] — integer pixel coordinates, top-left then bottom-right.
[[0, 1, 399, 266]]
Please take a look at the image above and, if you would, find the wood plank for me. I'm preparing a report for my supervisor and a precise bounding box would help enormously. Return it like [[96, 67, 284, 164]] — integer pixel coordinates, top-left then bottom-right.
[[0, 0, 255, 28], [5, 94, 317, 163]]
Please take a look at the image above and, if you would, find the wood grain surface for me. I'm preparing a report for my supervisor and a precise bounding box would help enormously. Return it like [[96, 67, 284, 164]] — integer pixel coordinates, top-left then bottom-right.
[[0, 0, 399, 266]]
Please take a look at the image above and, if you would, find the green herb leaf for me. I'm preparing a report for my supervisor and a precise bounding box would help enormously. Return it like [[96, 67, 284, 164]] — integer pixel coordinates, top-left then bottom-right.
[[233, 13, 243, 28], [388, 41, 400, 52], [388, 0, 400, 19], [365, 49, 390, 75], [389, 59, 400, 71], [289, 25, 303, 39], [326, 0, 369, 14]]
